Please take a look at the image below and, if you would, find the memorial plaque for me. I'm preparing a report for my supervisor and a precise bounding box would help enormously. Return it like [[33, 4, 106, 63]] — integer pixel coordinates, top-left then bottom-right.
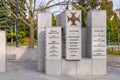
[[66, 27, 81, 60], [46, 27, 62, 60], [92, 28, 106, 59]]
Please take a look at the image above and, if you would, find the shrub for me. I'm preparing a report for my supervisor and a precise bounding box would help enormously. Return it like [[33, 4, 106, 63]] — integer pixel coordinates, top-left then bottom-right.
[[107, 49, 120, 55], [21, 37, 30, 45]]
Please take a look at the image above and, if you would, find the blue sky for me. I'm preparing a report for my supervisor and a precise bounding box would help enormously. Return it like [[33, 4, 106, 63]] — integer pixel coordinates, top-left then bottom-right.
[[36, 0, 120, 11], [113, 0, 120, 10]]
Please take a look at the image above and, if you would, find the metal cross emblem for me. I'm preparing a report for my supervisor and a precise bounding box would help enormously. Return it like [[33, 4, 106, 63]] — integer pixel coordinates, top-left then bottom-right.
[[67, 12, 80, 26]]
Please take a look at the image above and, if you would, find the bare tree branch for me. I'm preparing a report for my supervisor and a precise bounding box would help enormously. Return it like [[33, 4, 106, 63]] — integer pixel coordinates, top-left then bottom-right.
[[1, 0, 30, 27], [45, 0, 53, 7], [33, 0, 36, 15], [35, 1, 67, 11]]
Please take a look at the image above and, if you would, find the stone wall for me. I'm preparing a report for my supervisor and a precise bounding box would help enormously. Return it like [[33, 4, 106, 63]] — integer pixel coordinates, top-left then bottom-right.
[[7, 46, 37, 61]]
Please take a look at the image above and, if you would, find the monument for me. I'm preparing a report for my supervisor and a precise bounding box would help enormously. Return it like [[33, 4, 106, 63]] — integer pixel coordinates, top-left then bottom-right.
[[37, 10, 107, 75]]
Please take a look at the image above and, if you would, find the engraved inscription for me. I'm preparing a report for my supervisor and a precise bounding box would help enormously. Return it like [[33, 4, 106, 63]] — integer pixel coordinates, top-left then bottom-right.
[[92, 28, 106, 58], [66, 28, 81, 60], [46, 28, 61, 59]]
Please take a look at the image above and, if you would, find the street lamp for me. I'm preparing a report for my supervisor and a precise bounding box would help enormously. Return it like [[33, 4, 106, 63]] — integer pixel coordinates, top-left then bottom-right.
[[15, 0, 18, 47], [118, 25, 120, 49]]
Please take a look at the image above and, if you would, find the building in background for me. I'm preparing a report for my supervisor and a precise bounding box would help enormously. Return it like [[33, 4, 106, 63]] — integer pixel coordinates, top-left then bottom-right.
[[115, 9, 120, 20]]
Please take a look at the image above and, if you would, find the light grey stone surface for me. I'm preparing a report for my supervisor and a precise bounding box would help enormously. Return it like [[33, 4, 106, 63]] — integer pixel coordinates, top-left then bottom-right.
[[82, 28, 87, 43], [38, 13, 52, 28], [56, 11, 66, 26], [77, 59, 92, 75], [92, 59, 107, 75], [88, 10, 106, 27], [0, 31, 6, 72], [37, 13, 52, 72], [81, 28, 87, 57], [45, 60, 61, 75], [82, 43, 87, 58], [91, 28, 106, 59], [46, 27, 62, 60], [57, 10, 81, 27], [0, 60, 119, 80], [91, 27, 106, 59], [37, 57, 45, 72], [62, 59, 76, 76], [87, 10, 106, 59], [65, 27, 81, 60], [107, 55, 120, 63], [37, 28, 45, 57]]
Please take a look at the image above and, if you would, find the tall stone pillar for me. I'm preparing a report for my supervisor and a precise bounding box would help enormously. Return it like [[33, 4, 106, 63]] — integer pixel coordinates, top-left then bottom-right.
[[57, 10, 82, 76], [87, 10, 107, 75], [37, 13, 52, 72]]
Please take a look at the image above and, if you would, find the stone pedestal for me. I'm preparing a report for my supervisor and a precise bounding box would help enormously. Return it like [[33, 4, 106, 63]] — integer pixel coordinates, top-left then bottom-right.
[[62, 59, 76, 76], [77, 59, 92, 75], [0, 31, 6, 72], [92, 59, 107, 75], [45, 60, 61, 75]]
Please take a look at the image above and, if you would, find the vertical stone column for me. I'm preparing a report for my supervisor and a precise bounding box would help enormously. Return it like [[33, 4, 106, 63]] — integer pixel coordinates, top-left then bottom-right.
[[87, 10, 107, 75], [37, 13, 52, 72], [57, 10, 81, 27], [0, 31, 6, 72], [45, 27, 62, 75], [57, 10, 82, 76]]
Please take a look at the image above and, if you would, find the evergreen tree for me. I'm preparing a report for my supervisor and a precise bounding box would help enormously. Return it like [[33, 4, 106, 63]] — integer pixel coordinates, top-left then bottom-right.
[[0, 0, 10, 30], [100, 0, 114, 18], [72, 0, 98, 27]]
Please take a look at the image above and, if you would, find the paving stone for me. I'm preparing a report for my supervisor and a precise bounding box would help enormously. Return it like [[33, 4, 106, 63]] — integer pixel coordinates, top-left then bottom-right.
[[0, 60, 119, 80]]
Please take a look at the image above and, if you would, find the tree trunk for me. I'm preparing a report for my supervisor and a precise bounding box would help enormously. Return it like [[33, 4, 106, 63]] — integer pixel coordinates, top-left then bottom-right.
[[29, 23, 34, 48]]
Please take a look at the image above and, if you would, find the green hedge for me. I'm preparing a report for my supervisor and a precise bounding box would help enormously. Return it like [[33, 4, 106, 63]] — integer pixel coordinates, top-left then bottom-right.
[[107, 49, 120, 55]]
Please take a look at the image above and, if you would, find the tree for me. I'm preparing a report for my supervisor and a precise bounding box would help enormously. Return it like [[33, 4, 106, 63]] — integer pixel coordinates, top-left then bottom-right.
[[0, 0, 11, 30], [110, 13, 120, 43], [52, 14, 56, 26], [100, 0, 114, 18], [100, 0, 120, 44], [3, 0, 27, 44], [72, 0, 98, 27], [2, 0, 67, 48]]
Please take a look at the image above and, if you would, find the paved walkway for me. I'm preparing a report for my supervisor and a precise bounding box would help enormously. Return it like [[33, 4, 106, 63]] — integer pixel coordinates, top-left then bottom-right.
[[0, 60, 120, 80]]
